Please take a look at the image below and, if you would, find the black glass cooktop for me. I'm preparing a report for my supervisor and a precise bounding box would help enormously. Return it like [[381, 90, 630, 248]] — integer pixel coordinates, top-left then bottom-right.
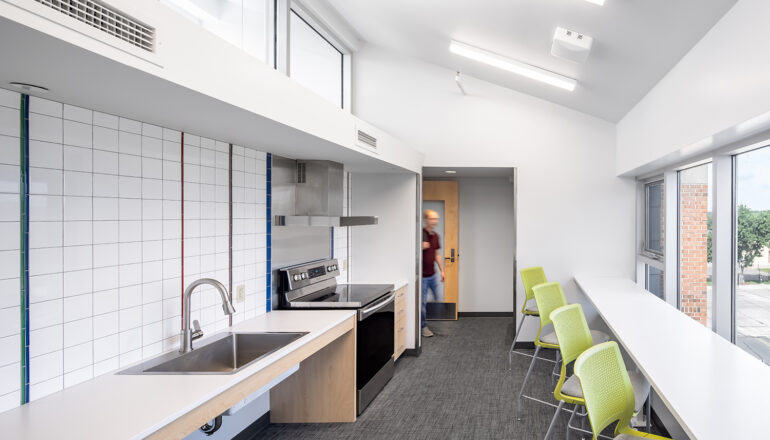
[[286, 283, 394, 308]]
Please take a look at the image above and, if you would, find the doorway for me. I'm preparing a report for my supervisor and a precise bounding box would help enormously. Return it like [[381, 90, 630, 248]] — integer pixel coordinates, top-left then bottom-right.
[[421, 167, 516, 330], [423, 181, 459, 320]]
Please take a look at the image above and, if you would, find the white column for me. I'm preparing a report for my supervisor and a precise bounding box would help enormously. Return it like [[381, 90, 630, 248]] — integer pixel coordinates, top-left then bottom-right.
[[664, 170, 679, 308], [711, 154, 733, 340]]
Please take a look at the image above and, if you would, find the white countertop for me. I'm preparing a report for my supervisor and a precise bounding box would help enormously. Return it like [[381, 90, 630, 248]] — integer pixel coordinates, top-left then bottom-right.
[[0, 310, 356, 440], [575, 276, 770, 440]]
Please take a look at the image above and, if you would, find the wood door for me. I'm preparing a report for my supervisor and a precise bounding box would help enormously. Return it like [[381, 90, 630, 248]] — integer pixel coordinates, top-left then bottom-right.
[[423, 180, 459, 320]]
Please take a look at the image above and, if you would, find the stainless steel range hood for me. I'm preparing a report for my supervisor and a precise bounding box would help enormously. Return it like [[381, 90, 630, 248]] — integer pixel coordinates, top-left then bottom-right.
[[272, 157, 377, 227]]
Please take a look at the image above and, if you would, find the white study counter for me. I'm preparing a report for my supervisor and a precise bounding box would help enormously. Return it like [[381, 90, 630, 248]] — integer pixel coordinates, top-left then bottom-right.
[[0, 309, 357, 440], [575, 276, 770, 440]]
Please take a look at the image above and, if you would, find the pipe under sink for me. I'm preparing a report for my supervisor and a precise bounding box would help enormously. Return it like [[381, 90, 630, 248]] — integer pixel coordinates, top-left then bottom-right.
[[118, 331, 308, 375]]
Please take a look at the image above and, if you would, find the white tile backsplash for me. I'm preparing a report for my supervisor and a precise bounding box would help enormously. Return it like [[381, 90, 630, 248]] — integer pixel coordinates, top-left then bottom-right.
[[93, 126, 118, 152], [0, 94, 271, 408], [63, 120, 92, 148], [63, 104, 92, 125], [93, 174, 119, 197], [0, 135, 20, 166], [29, 167, 62, 195], [29, 113, 63, 144], [29, 140, 64, 170], [0, 107, 20, 138], [63, 145, 92, 172], [63, 171, 92, 196]]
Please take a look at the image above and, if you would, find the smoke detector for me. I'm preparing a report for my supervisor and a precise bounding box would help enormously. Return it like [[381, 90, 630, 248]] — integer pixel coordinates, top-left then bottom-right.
[[551, 27, 593, 64]]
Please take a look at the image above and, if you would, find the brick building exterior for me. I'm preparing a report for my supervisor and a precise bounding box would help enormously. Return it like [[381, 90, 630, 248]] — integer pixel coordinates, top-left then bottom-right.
[[680, 167, 709, 325]]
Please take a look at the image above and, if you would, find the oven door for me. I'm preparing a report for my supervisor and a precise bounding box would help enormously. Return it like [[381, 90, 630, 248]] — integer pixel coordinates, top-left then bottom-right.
[[356, 291, 395, 414]]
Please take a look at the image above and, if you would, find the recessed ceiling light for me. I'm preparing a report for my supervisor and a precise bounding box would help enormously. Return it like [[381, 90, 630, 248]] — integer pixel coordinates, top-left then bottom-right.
[[445, 170, 457, 174], [584, 0, 605, 5], [449, 40, 577, 91], [9, 82, 48, 93]]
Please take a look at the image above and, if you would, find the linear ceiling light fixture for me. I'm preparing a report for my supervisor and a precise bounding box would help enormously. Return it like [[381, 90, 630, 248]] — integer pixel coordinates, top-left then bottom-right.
[[449, 40, 577, 91], [584, 0, 606, 5]]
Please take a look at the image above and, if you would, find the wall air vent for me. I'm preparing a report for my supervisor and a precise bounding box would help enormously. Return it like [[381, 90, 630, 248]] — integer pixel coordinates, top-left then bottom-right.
[[296, 162, 307, 184], [33, 0, 155, 52], [356, 129, 378, 150]]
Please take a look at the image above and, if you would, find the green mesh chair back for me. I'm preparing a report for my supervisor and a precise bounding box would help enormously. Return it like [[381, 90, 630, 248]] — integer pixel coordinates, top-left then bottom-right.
[[532, 282, 568, 347], [575, 342, 671, 440], [520, 266, 547, 315], [549, 303, 593, 403], [551, 304, 593, 365]]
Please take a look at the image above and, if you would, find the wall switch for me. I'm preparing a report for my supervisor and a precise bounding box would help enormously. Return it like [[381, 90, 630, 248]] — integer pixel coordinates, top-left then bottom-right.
[[236, 285, 246, 303]]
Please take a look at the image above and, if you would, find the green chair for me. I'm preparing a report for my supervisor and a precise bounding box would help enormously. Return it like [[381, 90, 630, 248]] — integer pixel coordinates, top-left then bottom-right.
[[544, 304, 650, 439], [508, 266, 548, 367], [575, 342, 671, 440], [517, 282, 610, 409]]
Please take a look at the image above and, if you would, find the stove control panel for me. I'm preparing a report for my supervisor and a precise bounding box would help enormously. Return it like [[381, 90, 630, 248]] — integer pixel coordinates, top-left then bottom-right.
[[281, 258, 341, 291]]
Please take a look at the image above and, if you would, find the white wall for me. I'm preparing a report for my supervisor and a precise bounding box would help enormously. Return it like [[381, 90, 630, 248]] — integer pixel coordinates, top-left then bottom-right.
[[457, 178, 515, 313], [352, 44, 636, 341], [617, 0, 770, 176], [350, 172, 418, 349]]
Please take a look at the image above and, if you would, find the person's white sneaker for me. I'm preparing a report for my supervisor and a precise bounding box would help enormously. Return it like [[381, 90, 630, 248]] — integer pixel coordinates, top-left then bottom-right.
[[422, 327, 434, 337]]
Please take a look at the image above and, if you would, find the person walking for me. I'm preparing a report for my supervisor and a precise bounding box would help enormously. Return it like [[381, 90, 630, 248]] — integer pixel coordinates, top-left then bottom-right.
[[422, 209, 445, 337]]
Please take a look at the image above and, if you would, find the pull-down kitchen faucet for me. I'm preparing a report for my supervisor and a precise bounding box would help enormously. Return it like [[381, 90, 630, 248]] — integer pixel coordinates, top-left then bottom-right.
[[180, 278, 236, 354]]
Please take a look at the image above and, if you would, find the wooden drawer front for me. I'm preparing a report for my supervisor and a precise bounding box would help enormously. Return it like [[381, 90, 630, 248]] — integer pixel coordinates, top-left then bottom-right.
[[394, 285, 408, 360]]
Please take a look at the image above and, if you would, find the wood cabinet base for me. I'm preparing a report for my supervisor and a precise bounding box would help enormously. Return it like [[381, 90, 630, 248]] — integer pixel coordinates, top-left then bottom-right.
[[270, 322, 357, 423]]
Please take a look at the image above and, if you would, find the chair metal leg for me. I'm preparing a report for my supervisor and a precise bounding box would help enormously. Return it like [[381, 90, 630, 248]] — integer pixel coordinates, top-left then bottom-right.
[[566, 404, 578, 440], [508, 314, 526, 368], [551, 351, 561, 385], [646, 394, 652, 432], [518, 345, 540, 410], [544, 400, 564, 440]]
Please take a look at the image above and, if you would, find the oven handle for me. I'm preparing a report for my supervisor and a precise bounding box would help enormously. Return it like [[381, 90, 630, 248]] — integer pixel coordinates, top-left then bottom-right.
[[359, 291, 396, 321]]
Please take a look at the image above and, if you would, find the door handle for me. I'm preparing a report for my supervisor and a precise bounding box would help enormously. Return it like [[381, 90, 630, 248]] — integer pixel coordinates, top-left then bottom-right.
[[445, 248, 455, 263]]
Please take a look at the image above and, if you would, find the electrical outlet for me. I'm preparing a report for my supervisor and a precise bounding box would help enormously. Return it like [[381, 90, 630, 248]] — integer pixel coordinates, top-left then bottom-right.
[[236, 285, 245, 303]]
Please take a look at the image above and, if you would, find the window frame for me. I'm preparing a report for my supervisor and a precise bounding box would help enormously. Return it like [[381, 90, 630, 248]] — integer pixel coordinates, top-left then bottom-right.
[[276, 0, 353, 111], [642, 177, 666, 260]]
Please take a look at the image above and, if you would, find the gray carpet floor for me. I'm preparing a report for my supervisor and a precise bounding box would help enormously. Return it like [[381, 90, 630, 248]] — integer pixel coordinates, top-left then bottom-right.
[[257, 317, 589, 439]]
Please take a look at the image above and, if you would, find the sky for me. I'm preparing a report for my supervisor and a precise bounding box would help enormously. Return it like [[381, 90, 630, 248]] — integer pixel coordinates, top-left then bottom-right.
[[736, 146, 770, 211]]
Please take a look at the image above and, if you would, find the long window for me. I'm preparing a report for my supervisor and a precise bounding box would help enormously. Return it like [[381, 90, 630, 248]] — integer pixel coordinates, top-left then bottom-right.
[[733, 146, 770, 363], [678, 163, 712, 327], [645, 180, 665, 255], [289, 9, 344, 108], [642, 180, 665, 299]]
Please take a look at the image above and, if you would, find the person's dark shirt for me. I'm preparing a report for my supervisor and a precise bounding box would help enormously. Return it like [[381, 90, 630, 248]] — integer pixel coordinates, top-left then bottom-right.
[[422, 228, 441, 277]]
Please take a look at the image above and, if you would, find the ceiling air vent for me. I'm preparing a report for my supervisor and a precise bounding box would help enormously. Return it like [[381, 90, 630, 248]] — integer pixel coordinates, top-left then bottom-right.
[[34, 0, 155, 52], [356, 129, 377, 150]]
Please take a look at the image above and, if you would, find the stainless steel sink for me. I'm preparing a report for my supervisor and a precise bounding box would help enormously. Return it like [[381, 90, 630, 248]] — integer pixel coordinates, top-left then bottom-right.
[[119, 332, 308, 375]]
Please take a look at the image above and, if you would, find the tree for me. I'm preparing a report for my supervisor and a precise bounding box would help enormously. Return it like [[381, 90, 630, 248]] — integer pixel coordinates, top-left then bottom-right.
[[736, 205, 770, 281], [707, 212, 712, 263]]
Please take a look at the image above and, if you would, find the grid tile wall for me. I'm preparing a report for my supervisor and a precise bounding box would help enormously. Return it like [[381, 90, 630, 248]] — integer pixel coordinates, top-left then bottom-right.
[[182, 135, 230, 334], [0, 88, 22, 412], [231, 146, 267, 324], [0, 91, 270, 408]]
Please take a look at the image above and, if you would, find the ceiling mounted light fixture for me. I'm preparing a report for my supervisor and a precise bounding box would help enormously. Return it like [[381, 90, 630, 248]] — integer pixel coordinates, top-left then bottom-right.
[[444, 170, 457, 174], [449, 40, 577, 91], [584, 0, 605, 5]]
